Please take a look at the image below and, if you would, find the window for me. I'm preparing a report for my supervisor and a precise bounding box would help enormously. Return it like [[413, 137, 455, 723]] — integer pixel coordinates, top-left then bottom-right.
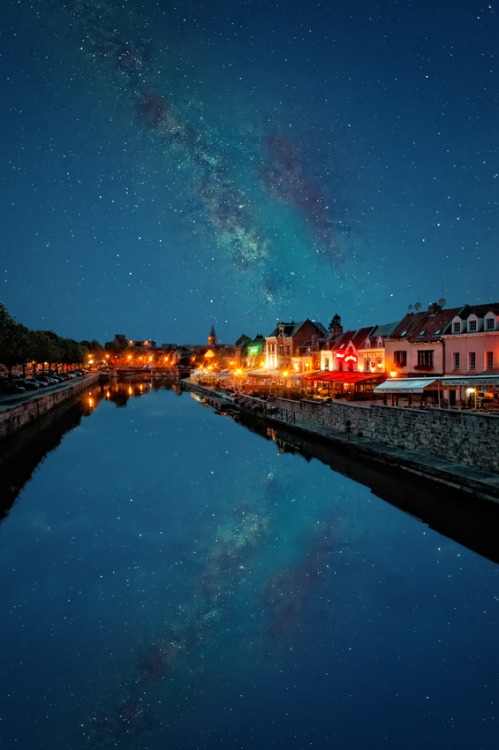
[[324, 357, 330, 371], [486, 317, 495, 331], [469, 352, 476, 371], [468, 319, 477, 332], [452, 352, 460, 371], [394, 350, 407, 366], [417, 350, 434, 368], [453, 321, 461, 333], [485, 352, 494, 371]]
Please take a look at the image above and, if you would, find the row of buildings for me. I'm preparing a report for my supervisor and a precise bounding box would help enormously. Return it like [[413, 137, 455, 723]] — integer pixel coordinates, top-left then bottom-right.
[[234, 301, 498, 378], [107, 301, 499, 405]]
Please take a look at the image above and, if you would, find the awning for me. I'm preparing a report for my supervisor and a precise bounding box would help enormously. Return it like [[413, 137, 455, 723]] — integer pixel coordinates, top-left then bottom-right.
[[246, 369, 280, 378], [441, 375, 499, 387], [373, 377, 440, 394], [305, 371, 384, 384]]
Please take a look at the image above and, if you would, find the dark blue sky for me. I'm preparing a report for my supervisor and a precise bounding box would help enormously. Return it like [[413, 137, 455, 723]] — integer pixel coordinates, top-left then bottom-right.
[[2, 0, 498, 344]]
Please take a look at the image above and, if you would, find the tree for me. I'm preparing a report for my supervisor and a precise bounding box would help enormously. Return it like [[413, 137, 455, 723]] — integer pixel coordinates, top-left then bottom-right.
[[328, 314, 342, 334], [0, 304, 21, 376]]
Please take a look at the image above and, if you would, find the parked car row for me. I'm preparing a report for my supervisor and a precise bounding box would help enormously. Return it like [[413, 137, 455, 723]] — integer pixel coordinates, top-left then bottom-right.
[[0, 370, 87, 395]]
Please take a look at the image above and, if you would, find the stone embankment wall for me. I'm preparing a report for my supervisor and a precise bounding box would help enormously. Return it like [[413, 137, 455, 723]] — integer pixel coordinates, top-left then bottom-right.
[[275, 398, 499, 474], [0, 375, 100, 442]]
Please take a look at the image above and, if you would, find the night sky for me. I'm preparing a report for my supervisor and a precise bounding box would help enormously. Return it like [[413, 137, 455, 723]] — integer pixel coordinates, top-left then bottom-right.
[[2, 0, 498, 345]]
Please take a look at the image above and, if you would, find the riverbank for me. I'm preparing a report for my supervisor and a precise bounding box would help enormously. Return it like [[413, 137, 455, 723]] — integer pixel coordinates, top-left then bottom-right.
[[183, 380, 499, 506], [0, 374, 100, 442]]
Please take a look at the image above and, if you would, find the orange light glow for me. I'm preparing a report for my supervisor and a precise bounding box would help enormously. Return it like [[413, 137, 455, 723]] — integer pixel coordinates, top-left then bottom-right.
[[389, 371, 397, 378]]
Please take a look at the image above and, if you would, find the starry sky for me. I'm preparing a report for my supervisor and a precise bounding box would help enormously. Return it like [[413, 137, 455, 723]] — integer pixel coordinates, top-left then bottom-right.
[[1, 0, 498, 345]]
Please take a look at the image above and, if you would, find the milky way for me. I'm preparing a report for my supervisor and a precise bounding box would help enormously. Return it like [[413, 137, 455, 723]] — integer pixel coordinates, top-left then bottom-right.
[[68, 0, 353, 312], [2, 0, 497, 341]]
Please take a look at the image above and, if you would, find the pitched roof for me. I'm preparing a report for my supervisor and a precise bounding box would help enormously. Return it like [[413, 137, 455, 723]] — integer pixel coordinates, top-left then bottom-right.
[[267, 319, 327, 338], [388, 307, 460, 343], [454, 303, 499, 319], [331, 327, 375, 351], [370, 321, 400, 338]]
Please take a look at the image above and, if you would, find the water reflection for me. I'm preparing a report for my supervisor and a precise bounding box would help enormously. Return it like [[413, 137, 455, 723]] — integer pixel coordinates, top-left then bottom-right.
[[0, 380, 153, 520], [0, 383, 498, 750], [242, 414, 499, 566]]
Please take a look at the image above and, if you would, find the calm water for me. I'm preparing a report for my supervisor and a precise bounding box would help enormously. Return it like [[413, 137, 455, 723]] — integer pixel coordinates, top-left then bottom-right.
[[1, 383, 498, 749]]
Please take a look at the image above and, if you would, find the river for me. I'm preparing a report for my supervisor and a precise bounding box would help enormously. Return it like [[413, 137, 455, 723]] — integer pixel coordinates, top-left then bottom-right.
[[0, 381, 498, 749]]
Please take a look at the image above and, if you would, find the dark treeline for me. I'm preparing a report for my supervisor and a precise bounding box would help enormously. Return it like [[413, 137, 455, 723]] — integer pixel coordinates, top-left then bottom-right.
[[0, 302, 103, 377]]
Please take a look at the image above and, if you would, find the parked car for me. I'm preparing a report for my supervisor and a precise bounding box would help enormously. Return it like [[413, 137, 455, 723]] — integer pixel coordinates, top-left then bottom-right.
[[0, 380, 26, 393], [32, 379, 48, 387], [14, 378, 40, 390]]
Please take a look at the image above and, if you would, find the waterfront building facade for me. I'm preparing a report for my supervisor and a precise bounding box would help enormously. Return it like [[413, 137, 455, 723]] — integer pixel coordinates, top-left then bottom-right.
[[385, 303, 460, 377], [265, 319, 327, 371], [443, 303, 499, 375]]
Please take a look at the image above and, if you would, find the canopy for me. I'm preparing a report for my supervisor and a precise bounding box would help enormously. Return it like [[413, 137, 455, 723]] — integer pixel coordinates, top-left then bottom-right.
[[305, 371, 383, 384], [246, 369, 280, 378], [373, 377, 440, 394], [441, 375, 499, 386]]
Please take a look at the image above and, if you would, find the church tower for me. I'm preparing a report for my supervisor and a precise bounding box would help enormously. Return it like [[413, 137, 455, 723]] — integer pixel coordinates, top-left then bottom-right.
[[208, 324, 217, 347]]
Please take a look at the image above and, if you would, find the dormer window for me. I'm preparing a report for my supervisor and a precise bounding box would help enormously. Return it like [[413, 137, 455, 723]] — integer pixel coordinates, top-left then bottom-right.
[[452, 321, 461, 333], [468, 319, 477, 332], [418, 330, 425, 336], [485, 317, 495, 331]]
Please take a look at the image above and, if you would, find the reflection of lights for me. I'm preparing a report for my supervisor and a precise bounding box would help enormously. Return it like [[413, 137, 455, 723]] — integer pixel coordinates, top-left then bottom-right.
[[88, 397, 93, 407], [106, 390, 110, 400], [128, 387, 133, 396]]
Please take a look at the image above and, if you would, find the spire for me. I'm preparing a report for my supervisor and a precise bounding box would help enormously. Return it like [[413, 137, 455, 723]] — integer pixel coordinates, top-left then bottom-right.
[[208, 324, 217, 346]]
